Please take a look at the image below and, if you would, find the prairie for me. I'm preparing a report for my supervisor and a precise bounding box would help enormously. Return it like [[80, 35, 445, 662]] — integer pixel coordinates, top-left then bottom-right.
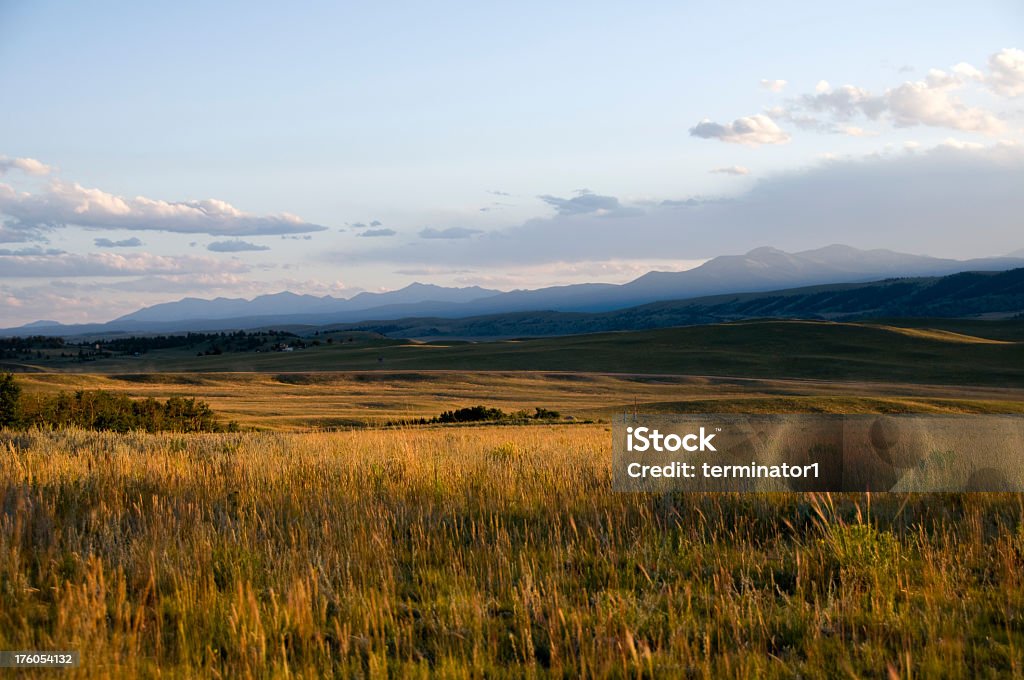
[[11, 370, 1024, 430], [3, 318, 1024, 676], [3, 425, 1024, 678]]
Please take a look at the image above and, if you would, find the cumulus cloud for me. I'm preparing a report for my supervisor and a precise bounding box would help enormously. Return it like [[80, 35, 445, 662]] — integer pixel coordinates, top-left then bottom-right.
[[710, 166, 750, 175], [0, 156, 52, 176], [987, 48, 1024, 97], [787, 51, 1021, 135], [0, 176, 328, 242], [94, 237, 143, 248], [207, 239, 270, 252], [882, 76, 1001, 132], [689, 115, 791, 146], [369, 220, 383, 227], [419, 227, 483, 239], [359, 228, 397, 237], [760, 79, 787, 92], [0, 252, 251, 277]]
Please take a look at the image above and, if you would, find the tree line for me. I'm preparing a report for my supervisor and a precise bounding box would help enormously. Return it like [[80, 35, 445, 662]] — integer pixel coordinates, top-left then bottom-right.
[[0, 373, 235, 432]]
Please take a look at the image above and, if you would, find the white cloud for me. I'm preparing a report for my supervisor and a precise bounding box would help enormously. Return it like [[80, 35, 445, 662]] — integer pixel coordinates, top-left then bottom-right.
[[0, 174, 328, 242], [0, 156, 51, 176], [952, 62, 984, 81], [760, 79, 787, 92], [765, 49, 1024, 138], [710, 166, 750, 175], [797, 70, 1003, 134], [884, 77, 1003, 133], [689, 115, 791, 146], [937, 137, 985, 151], [841, 126, 878, 137], [988, 48, 1024, 97]]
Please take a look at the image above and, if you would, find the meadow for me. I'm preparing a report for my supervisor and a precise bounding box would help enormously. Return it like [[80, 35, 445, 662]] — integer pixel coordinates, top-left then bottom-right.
[[3, 425, 1024, 679], [2, 318, 1024, 677]]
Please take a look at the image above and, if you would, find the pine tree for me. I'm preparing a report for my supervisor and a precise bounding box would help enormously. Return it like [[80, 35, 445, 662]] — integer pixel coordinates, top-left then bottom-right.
[[0, 373, 21, 428]]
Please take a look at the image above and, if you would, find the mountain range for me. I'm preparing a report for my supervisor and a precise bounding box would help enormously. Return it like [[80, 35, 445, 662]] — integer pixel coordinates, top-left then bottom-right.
[[3, 245, 1024, 336], [344, 268, 1024, 338]]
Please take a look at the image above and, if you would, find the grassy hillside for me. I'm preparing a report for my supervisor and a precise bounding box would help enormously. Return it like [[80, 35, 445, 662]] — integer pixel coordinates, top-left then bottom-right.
[[10, 319, 1024, 388]]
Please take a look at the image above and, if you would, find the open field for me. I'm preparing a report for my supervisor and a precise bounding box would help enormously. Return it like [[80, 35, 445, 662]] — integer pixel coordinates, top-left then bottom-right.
[[3, 319, 1024, 676], [6, 319, 1024, 388], [10, 370, 1024, 430], [2, 426, 1024, 678]]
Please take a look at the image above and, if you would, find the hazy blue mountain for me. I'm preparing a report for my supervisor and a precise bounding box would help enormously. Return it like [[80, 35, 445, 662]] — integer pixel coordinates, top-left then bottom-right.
[[113, 283, 502, 324], [340, 268, 1024, 339], [429, 245, 1024, 315], [20, 320, 64, 328], [4, 245, 1024, 336]]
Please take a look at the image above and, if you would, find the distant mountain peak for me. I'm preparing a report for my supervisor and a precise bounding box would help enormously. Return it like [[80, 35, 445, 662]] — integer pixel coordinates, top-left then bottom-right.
[[8, 244, 1024, 335]]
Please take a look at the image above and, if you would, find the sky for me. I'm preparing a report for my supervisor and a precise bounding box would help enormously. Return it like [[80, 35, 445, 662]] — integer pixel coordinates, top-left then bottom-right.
[[1, 0, 1023, 326]]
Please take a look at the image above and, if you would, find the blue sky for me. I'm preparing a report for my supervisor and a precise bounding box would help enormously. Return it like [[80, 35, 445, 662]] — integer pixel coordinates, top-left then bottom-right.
[[1, 1, 1023, 324]]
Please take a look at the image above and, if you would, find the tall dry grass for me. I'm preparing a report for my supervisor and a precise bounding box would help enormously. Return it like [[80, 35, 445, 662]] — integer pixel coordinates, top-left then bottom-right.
[[1, 425, 1023, 678]]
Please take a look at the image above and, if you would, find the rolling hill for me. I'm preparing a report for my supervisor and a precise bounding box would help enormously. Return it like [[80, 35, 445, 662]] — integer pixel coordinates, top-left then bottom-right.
[[337, 268, 1024, 338]]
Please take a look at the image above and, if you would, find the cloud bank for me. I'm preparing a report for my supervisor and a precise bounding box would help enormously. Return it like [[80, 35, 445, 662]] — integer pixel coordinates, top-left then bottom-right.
[[0, 173, 329, 242], [695, 48, 1022, 143], [342, 142, 1024, 267]]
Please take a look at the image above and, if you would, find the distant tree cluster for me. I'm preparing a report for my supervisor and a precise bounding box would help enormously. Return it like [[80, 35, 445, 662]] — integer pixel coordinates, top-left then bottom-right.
[[0, 335, 66, 359], [97, 330, 299, 355], [0, 373, 235, 432], [390, 405, 563, 426], [436, 405, 508, 423]]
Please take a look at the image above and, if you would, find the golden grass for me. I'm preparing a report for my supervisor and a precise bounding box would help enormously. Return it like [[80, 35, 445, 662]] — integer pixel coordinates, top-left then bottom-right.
[[872, 325, 1014, 345], [2, 425, 1024, 678], [12, 371, 1024, 430]]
